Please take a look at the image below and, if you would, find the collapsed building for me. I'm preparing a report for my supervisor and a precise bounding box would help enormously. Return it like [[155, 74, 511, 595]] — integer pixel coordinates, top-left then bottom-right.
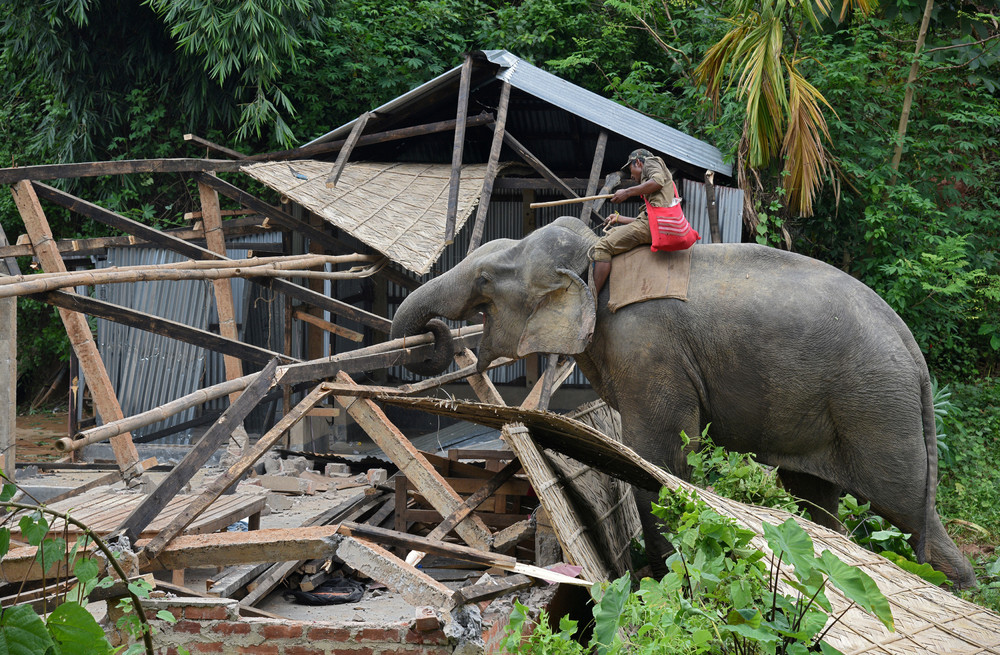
[[0, 50, 997, 654]]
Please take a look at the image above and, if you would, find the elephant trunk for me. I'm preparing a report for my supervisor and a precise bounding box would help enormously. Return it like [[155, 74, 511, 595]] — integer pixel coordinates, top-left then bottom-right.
[[390, 275, 472, 376]]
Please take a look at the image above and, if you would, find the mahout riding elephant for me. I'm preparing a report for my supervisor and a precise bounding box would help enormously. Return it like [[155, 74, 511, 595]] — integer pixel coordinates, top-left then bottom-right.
[[389, 216, 976, 588]]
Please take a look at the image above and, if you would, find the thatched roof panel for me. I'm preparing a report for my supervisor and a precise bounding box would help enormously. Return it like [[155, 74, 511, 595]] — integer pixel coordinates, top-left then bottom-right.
[[241, 160, 493, 274]]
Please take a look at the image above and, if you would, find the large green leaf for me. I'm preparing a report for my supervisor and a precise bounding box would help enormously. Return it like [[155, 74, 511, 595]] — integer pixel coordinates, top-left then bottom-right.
[[18, 514, 48, 547], [762, 519, 816, 580], [878, 551, 949, 586], [817, 551, 894, 631], [36, 537, 66, 578], [0, 605, 56, 655], [591, 574, 630, 655], [46, 602, 113, 655]]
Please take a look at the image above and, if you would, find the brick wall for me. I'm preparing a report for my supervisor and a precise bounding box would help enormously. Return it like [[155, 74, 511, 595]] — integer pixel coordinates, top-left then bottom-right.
[[143, 598, 453, 655]]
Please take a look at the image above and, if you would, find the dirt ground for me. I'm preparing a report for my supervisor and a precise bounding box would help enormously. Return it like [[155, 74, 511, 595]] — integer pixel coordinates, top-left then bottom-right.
[[13, 410, 67, 462]]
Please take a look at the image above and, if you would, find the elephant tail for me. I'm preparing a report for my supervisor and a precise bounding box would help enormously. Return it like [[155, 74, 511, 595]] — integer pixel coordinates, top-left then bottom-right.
[[919, 374, 939, 563]]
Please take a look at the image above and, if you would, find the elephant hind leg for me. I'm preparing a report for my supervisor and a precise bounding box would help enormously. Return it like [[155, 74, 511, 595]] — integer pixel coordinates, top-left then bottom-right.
[[777, 469, 843, 532], [919, 514, 977, 589]]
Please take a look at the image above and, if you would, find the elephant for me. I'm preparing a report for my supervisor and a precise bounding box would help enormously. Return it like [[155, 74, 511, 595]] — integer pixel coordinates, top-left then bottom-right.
[[390, 216, 976, 588]]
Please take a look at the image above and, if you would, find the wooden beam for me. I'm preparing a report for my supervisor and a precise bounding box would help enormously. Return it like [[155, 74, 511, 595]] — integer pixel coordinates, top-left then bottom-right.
[[11, 181, 141, 480], [31, 182, 222, 261], [337, 522, 590, 586], [183, 134, 247, 160], [243, 112, 494, 163], [467, 81, 511, 254], [453, 574, 533, 606], [326, 112, 371, 188], [705, 170, 721, 244], [446, 54, 473, 244], [33, 291, 293, 367], [492, 519, 536, 552], [333, 371, 493, 550], [292, 309, 364, 342], [140, 384, 331, 565], [499, 130, 605, 225], [579, 131, 609, 224], [337, 537, 455, 609], [0, 158, 243, 184], [591, 172, 622, 215], [207, 563, 271, 598], [115, 358, 281, 544]]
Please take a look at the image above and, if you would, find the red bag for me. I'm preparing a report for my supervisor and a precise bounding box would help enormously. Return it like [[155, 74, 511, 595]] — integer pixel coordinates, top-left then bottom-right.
[[645, 184, 699, 252]]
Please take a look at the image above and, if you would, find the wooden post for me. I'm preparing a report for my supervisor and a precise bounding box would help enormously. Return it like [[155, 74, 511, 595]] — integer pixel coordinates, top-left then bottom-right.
[[0, 225, 17, 482], [705, 170, 721, 244], [445, 54, 473, 244], [326, 112, 371, 188], [198, 176, 249, 459], [11, 181, 142, 480], [467, 81, 511, 254], [579, 131, 609, 225]]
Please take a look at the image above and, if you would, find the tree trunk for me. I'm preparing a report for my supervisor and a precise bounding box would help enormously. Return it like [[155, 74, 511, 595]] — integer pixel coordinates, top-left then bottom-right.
[[890, 0, 935, 183]]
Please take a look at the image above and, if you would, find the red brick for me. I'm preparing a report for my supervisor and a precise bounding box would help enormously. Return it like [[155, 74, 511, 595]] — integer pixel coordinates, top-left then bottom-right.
[[191, 643, 225, 653], [359, 627, 403, 642], [328, 649, 372, 655], [237, 646, 279, 655], [148, 607, 183, 621], [185, 606, 229, 621], [405, 628, 448, 645], [258, 623, 303, 639], [212, 621, 252, 635], [171, 620, 202, 635], [307, 627, 352, 641], [283, 647, 326, 655]]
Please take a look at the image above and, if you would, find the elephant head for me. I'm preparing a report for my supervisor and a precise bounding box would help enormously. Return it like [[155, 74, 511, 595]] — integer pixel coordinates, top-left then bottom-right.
[[391, 216, 599, 375]]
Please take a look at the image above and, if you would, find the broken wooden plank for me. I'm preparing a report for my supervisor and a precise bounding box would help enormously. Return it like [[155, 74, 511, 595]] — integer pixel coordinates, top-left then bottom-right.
[[333, 371, 492, 550], [326, 112, 371, 188], [183, 134, 247, 160], [337, 537, 454, 609], [337, 522, 590, 586], [0, 158, 242, 184], [207, 563, 272, 598], [139, 383, 328, 565], [468, 80, 511, 254], [453, 574, 533, 606], [492, 519, 536, 553], [579, 131, 609, 225], [445, 54, 473, 244], [11, 180, 141, 480], [116, 358, 281, 545], [243, 112, 494, 162], [298, 570, 329, 592], [406, 457, 523, 565], [42, 458, 157, 505]]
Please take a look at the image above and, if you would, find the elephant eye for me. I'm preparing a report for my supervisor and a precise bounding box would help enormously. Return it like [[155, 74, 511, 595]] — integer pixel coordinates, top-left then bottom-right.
[[476, 271, 492, 286]]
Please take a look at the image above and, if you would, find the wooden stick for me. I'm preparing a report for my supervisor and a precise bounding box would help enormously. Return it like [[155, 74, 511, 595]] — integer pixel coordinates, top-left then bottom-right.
[[0, 158, 243, 184], [580, 131, 609, 223], [529, 194, 613, 209], [468, 81, 511, 254], [445, 54, 473, 244], [292, 309, 364, 342], [326, 112, 371, 188], [183, 134, 247, 160]]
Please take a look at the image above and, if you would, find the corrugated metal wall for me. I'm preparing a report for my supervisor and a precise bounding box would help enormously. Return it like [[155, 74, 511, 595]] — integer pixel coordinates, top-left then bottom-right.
[[95, 248, 213, 443]]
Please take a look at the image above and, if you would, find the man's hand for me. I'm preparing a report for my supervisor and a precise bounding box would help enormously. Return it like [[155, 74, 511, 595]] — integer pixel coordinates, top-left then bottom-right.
[[611, 188, 632, 203]]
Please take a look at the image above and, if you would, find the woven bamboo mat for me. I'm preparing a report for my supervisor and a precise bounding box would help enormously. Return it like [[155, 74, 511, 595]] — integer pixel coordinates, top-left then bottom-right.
[[241, 160, 496, 275], [377, 395, 1000, 654]]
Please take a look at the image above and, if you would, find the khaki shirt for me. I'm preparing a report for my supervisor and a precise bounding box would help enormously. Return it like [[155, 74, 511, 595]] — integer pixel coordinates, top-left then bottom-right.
[[640, 156, 675, 208]]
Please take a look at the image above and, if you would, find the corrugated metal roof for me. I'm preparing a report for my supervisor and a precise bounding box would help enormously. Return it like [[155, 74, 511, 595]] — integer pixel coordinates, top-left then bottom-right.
[[305, 49, 731, 178]]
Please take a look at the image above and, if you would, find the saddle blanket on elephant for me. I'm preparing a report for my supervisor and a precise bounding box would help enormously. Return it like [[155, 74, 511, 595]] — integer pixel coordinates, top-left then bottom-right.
[[607, 246, 692, 312]]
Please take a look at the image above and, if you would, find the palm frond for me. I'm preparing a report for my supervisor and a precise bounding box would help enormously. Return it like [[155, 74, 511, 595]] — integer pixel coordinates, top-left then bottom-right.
[[782, 61, 833, 216], [735, 17, 787, 167], [839, 0, 879, 22], [695, 20, 754, 109]]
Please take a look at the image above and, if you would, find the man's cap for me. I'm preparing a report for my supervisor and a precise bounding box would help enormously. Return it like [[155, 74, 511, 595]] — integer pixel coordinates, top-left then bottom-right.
[[620, 148, 654, 174]]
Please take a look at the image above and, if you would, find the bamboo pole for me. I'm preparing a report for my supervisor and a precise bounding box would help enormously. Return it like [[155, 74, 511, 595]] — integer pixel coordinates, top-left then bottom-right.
[[529, 194, 613, 209], [0, 259, 385, 298], [11, 181, 142, 480]]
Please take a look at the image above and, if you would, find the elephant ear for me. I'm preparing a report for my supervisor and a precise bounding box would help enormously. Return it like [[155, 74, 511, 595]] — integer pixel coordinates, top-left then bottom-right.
[[517, 268, 595, 357]]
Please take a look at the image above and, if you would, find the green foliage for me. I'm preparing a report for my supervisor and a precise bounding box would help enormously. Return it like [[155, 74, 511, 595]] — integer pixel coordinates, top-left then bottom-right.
[[504, 488, 894, 654], [0, 481, 159, 654]]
